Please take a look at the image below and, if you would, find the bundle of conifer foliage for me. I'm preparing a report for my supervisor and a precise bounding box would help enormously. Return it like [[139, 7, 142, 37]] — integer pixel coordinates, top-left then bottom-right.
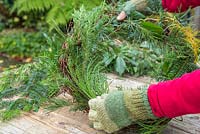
[[0, 33, 69, 121], [61, 2, 200, 133]]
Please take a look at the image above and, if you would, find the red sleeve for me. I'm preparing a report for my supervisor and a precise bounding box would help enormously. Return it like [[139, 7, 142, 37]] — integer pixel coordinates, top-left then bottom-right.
[[162, 0, 200, 12], [148, 69, 200, 118]]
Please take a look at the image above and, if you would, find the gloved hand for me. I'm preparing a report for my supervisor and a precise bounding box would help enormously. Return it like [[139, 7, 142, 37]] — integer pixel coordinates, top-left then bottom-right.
[[88, 87, 156, 133], [117, 0, 148, 21]]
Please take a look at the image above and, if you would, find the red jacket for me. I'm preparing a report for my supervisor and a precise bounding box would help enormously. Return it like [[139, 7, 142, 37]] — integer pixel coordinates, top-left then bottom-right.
[[148, 69, 200, 118], [162, 0, 200, 12]]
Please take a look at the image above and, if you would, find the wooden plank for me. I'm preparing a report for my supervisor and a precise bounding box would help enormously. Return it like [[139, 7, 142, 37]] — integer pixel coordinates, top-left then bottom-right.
[[8, 117, 35, 131], [25, 108, 102, 134], [164, 115, 200, 134], [106, 73, 154, 91], [0, 116, 66, 134], [0, 123, 25, 134]]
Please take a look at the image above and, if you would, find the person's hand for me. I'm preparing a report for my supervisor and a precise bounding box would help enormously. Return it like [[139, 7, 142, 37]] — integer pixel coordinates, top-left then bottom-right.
[[88, 88, 156, 133], [117, 0, 148, 21]]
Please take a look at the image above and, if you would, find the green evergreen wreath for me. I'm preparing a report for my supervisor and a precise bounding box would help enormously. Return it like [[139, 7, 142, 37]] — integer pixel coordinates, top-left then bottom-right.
[[62, 2, 200, 133]]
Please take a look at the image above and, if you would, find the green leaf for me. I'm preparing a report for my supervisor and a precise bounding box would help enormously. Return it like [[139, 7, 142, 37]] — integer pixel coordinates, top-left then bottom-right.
[[103, 52, 114, 66], [115, 56, 126, 76], [33, 105, 39, 112], [140, 21, 163, 38]]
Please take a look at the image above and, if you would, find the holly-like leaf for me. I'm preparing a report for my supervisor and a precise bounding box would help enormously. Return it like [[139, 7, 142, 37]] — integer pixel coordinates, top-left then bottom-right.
[[103, 52, 115, 66], [115, 56, 126, 76]]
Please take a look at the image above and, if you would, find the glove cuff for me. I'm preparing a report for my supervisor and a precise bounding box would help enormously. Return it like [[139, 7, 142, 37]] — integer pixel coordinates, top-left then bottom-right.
[[104, 87, 157, 130], [123, 86, 157, 120]]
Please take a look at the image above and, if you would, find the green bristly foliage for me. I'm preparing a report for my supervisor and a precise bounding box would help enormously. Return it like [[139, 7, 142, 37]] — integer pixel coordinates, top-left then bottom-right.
[[61, 5, 109, 110], [44, 98, 70, 112], [64, 60, 109, 110], [12, 0, 103, 30], [0, 33, 68, 120], [62, 2, 199, 133], [153, 27, 199, 80]]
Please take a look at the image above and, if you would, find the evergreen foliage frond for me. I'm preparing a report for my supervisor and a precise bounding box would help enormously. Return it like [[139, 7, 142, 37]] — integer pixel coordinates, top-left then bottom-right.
[[0, 33, 67, 120], [46, 5, 71, 30], [57, 5, 110, 110]]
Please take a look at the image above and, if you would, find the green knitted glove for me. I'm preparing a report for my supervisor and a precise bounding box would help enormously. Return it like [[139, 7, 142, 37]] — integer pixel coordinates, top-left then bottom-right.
[[117, 0, 148, 21], [88, 87, 156, 133], [123, 0, 148, 14]]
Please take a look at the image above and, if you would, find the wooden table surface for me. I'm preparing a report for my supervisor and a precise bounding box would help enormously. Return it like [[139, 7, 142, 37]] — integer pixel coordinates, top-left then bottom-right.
[[0, 74, 199, 134]]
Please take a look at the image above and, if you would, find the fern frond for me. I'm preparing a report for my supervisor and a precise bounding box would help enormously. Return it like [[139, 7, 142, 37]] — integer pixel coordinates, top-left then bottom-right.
[[12, 0, 102, 29], [46, 5, 71, 30], [12, 0, 57, 13]]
